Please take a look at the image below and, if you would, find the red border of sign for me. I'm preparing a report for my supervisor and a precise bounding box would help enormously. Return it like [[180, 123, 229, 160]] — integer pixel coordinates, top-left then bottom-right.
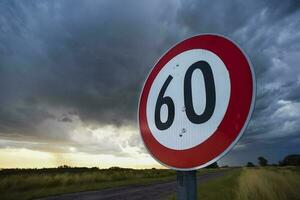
[[138, 34, 255, 170]]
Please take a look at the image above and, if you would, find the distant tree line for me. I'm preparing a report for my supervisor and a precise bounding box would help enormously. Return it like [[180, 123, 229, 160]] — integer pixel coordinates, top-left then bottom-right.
[[279, 154, 300, 166], [0, 166, 101, 175], [0, 166, 171, 176], [258, 156, 268, 166], [206, 154, 300, 169], [245, 154, 300, 167], [1, 154, 299, 174]]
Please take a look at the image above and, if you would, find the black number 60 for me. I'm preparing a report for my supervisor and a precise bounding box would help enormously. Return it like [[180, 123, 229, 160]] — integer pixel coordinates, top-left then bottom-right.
[[154, 61, 216, 130]]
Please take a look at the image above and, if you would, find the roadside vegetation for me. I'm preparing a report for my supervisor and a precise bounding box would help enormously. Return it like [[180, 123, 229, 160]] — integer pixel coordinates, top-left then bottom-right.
[[236, 167, 300, 200], [1, 155, 299, 200], [169, 167, 300, 200], [198, 168, 241, 200], [0, 166, 223, 200], [168, 168, 241, 200], [0, 167, 176, 200]]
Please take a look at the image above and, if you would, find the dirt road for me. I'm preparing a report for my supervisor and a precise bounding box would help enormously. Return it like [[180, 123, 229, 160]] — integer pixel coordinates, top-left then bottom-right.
[[38, 171, 227, 200]]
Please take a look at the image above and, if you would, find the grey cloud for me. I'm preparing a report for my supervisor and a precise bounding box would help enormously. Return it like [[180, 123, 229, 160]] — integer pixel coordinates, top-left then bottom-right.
[[0, 0, 177, 138], [60, 117, 72, 123]]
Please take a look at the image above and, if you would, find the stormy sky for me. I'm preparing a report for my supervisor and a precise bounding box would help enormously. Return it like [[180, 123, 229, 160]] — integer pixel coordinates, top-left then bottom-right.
[[0, 0, 300, 168]]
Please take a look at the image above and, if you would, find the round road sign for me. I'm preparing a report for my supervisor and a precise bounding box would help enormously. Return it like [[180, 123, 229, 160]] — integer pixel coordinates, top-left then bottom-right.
[[138, 34, 255, 170]]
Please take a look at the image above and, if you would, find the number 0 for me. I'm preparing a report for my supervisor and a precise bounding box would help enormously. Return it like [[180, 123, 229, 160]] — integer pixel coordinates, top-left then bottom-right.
[[184, 61, 216, 124]]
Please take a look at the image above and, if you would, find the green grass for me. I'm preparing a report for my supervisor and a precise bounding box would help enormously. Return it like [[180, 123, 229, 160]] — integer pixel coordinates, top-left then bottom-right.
[[0, 167, 223, 200], [168, 169, 241, 200], [198, 169, 241, 200], [0, 168, 176, 200]]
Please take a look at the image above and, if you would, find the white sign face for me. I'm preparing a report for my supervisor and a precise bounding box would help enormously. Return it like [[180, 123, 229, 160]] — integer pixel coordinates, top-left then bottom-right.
[[146, 49, 231, 150]]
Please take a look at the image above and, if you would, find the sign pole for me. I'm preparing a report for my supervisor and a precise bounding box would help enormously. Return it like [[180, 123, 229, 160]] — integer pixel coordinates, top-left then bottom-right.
[[177, 170, 197, 200]]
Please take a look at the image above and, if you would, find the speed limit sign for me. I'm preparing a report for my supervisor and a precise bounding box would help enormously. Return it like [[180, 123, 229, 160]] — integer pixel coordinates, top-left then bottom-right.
[[138, 34, 255, 170]]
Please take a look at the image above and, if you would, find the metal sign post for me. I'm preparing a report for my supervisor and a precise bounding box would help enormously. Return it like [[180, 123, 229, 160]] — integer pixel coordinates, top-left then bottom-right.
[[177, 170, 197, 200]]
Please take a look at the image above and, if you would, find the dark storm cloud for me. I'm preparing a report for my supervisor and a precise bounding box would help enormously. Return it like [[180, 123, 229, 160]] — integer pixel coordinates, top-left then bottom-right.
[[0, 0, 178, 140], [0, 0, 299, 162]]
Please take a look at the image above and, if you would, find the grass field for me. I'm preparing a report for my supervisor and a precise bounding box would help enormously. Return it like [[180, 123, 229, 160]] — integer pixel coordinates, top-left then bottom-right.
[[169, 167, 300, 200], [0, 167, 223, 200], [1, 167, 299, 200], [0, 167, 176, 200]]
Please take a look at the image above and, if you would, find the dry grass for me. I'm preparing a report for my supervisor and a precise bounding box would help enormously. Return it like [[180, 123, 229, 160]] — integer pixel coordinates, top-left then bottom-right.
[[236, 167, 300, 200]]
